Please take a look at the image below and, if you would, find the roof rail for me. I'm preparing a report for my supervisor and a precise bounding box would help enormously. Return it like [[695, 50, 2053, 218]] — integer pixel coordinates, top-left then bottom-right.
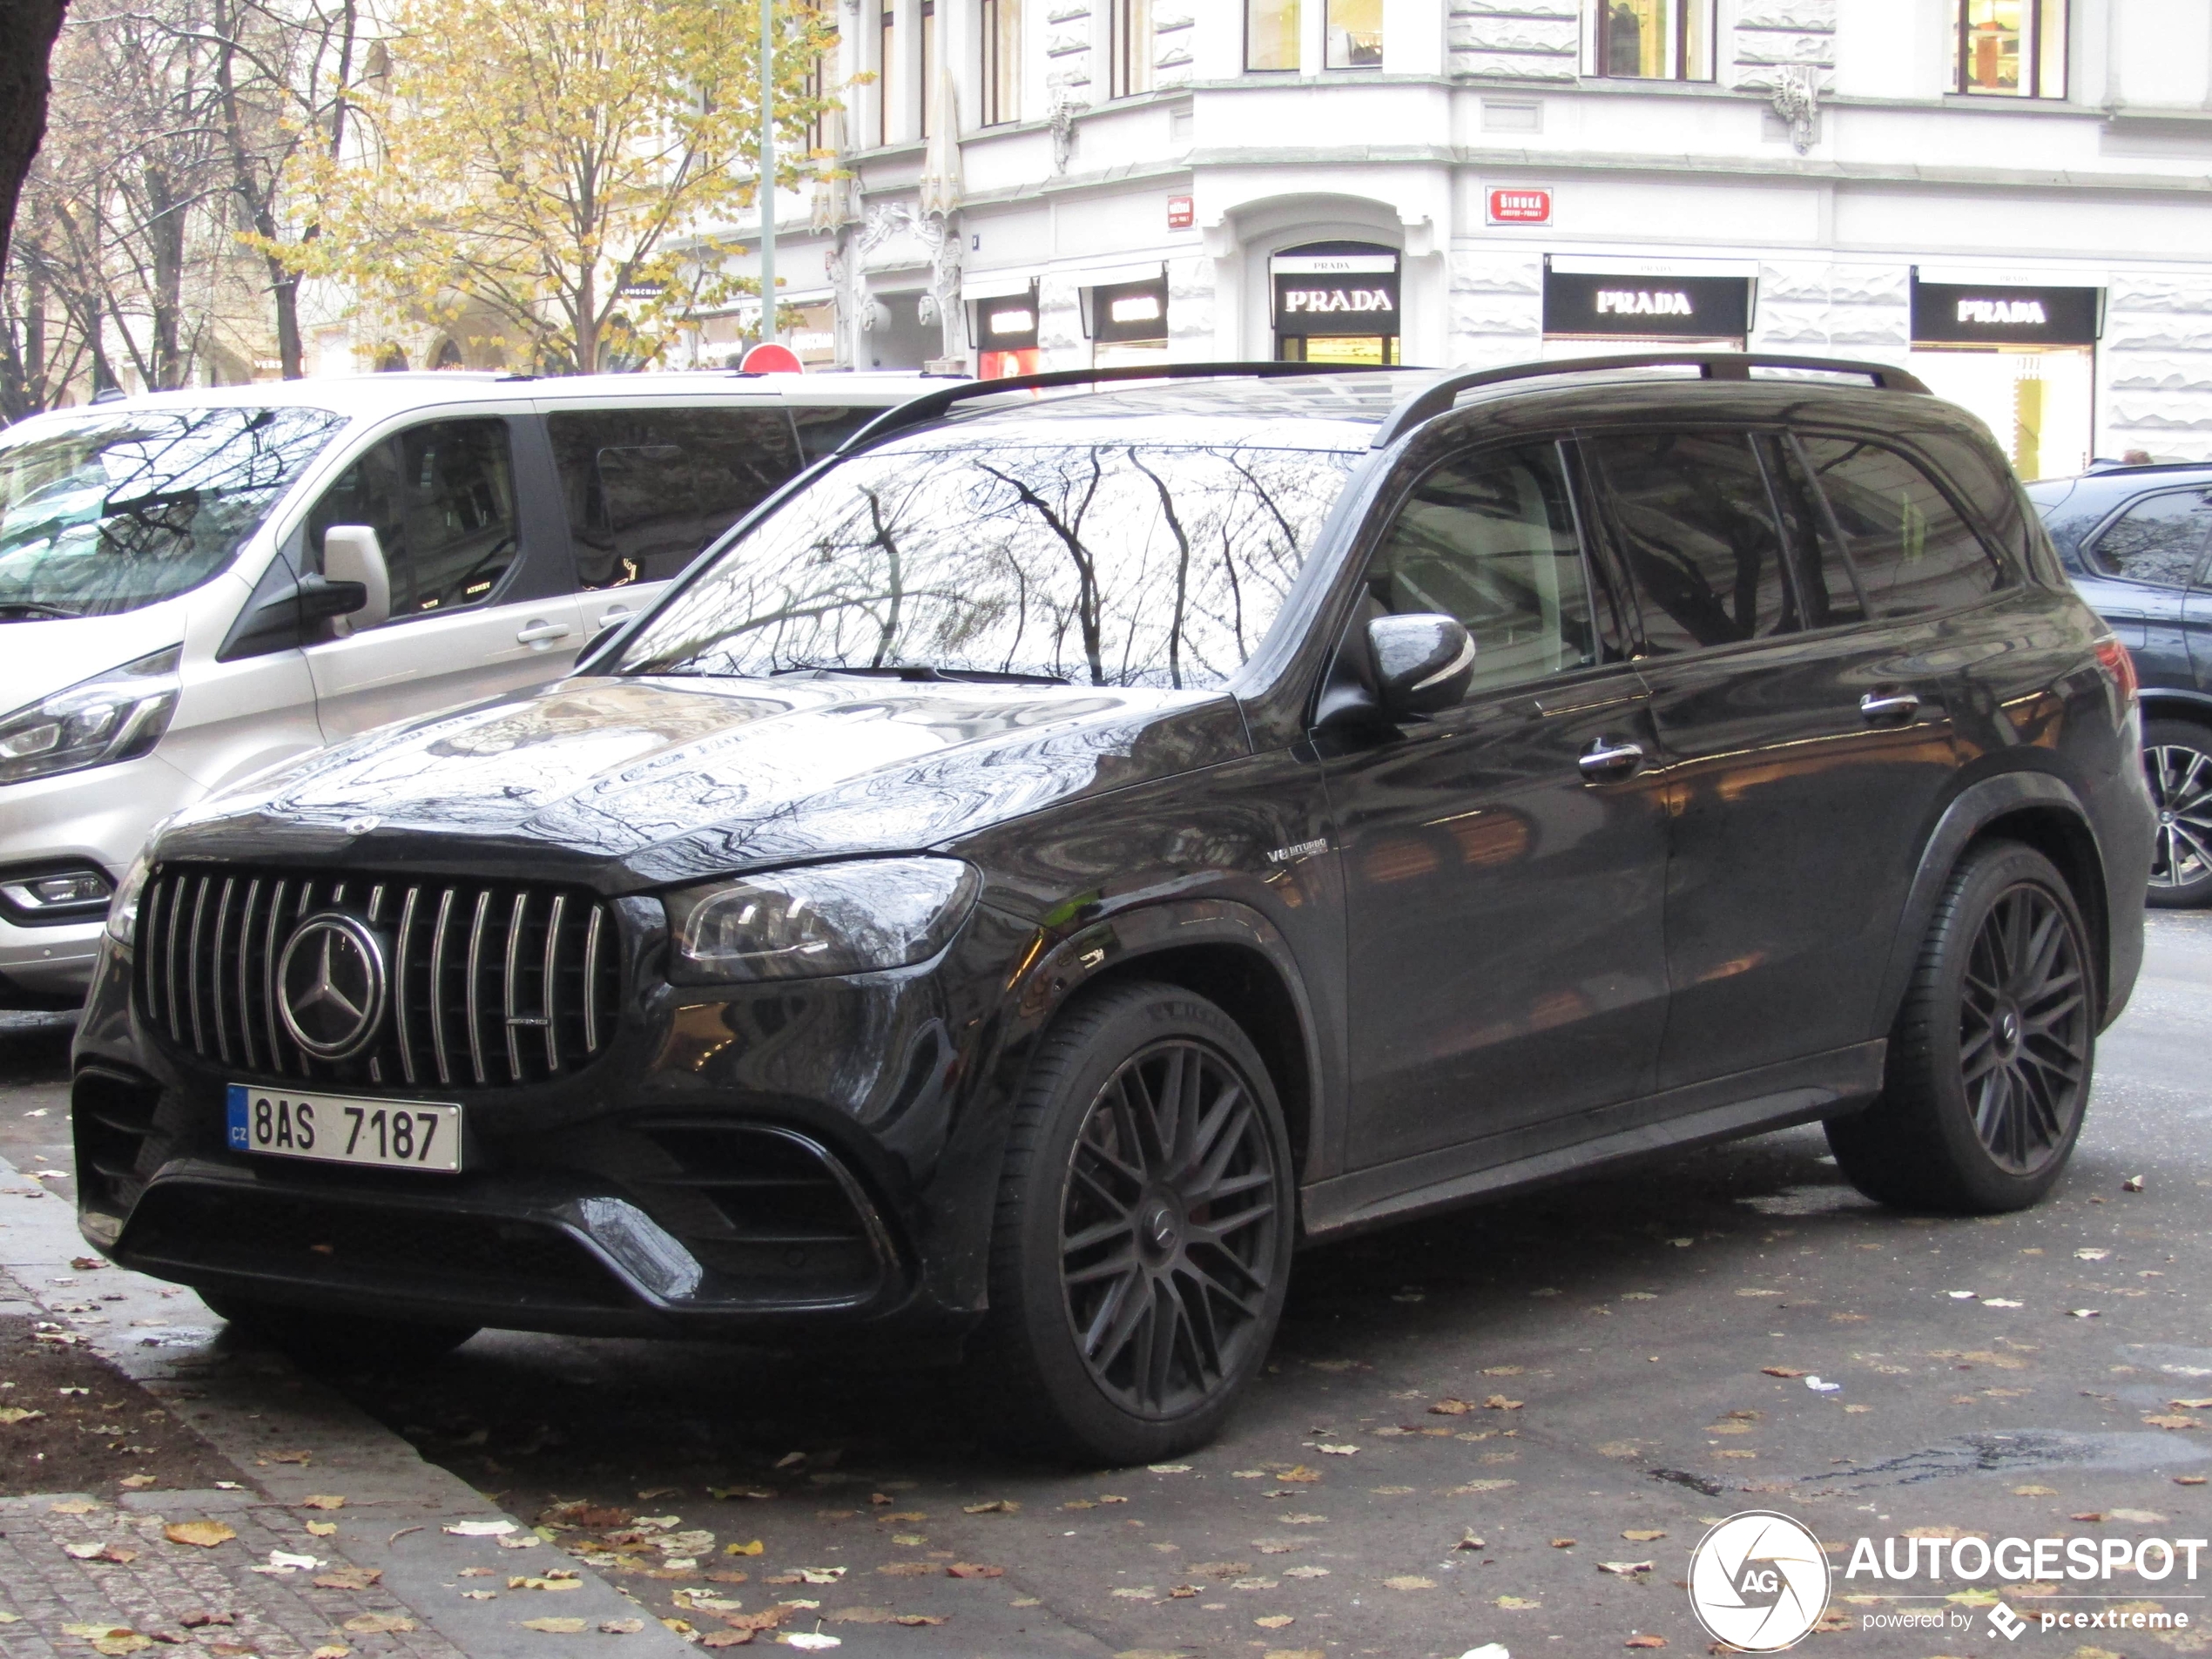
[[1369, 351, 1932, 449], [833, 360, 1378, 456]]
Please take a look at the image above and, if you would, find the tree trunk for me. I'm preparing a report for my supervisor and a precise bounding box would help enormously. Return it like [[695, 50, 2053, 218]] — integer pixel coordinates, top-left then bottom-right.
[[0, 0, 71, 275]]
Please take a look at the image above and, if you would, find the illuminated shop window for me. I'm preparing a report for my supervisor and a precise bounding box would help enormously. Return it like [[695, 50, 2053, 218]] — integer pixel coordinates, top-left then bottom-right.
[[1326, 0, 1381, 69], [1593, 0, 1712, 82], [1956, 0, 2067, 98], [1247, 0, 1299, 71]]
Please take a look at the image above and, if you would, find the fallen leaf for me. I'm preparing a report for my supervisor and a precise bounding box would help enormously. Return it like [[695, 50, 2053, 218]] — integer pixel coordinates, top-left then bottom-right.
[[2176, 1475, 2208, 1487], [341, 1613, 416, 1634], [309, 1648, 349, 1658], [1625, 1638, 1668, 1649], [519, 1617, 588, 1633], [1601, 1560, 1656, 1576], [305, 1521, 337, 1538], [788, 1568, 845, 1584], [269, 1450, 312, 1465], [2069, 1309, 2102, 1319], [876, 1562, 933, 1577], [1428, 1399, 1475, 1415], [2143, 1415, 2202, 1431], [892, 1615, 944, 1627], [725, 1540, 765, 1556], [2075, 1248, 2111, 1261], [1276, 1466, 1321, 1483], [1256, 1615, 1295, 1629], [302, 1494, 346, 1510], [2122, 1176, 2144, 1192], [1454, 1532, 1487, 1551], [1282, 1565, 1330, 1579], [947, 1562, 1003, 1578], [1484, 1395, 1524, 1410], [2172, 1398, 2212, 1410], [314, 1568, 382, 1589], [1760, 1367, 1808, 1379], [1496, 1595, 1541, 1608], [118, 1474, 157, 1490], [1383, 1575, 1435, 1590], [1314, 1444, 1359, 1456], [446, 1520, 517, 1536], [164, 1521, 236, 1548], [1446, 1480, 1517, 1495], [1148, 1463, 1191, 1474], [600, 1619, 645, 1634], [1551, 1538, 1577, 1548], [2108, 1508, 2168, 1523], [1622, 1529, 1668, 1541], [698, 1633, 752, 1649], [0, 1406, 45, 1425]]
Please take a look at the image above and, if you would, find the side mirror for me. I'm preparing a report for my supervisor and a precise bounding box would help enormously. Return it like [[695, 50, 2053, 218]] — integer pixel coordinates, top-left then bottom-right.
[[320, 525, 391, 635], [1371, 613, 1475, 720]]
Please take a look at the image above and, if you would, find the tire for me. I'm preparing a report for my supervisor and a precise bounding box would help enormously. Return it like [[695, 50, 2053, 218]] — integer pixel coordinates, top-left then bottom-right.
[[969, 981, 1295, 1465], [201, 1291, 479, 1366], [2143, 717, 2212, 909], [1828, 840, 2095, 1214]]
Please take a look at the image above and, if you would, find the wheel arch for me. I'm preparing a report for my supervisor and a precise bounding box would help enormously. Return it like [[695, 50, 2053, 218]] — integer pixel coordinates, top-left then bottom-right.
[[1876, 772, 2115, 1037], [989, 899, 1327, 1191], [2139, 689, 2212, 728]]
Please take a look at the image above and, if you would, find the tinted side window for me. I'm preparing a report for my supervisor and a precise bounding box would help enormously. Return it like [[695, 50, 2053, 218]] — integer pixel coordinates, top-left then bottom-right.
[[547, 407, 802, 590], [2089, 489, 2212, 588], [1799, 436, 2007, 619], [306, 417, 519, 619], [1587, 430, 1796, 653], [1366, 442, 1596, 695], [1761, 433, 1866, 630], [1912, 428, 2038, 578]]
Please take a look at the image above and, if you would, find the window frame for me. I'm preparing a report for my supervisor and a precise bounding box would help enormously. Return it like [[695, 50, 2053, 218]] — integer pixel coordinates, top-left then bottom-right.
[[1588, 0, 1715, 84], [1109, 0, 1153, 99], [980, 0, 1021, 126], [1954, 0, 2068, 99], [877, 0, 894, 146], [1244, 0, 1300, 74], [1323, 0, 1382, 71]]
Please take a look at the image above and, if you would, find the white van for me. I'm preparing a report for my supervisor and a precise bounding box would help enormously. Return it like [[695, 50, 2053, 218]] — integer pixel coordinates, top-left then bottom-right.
[[0, 369, 936, 1006]]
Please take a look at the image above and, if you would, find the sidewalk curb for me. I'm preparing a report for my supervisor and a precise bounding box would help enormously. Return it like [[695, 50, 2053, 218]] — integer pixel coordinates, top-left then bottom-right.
[[0, 1158, 696, 1659]]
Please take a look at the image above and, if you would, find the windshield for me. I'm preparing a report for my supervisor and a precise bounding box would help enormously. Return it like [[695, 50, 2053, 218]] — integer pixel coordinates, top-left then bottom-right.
[[0, 406, 347, 619], [614, 438, 1361, 689]]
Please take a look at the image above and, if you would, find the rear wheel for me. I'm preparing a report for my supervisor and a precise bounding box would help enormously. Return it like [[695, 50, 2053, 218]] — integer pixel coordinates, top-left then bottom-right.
[[1829, 840, 2094, 1213], [971, 981, 1293, 1465], [201, 1291, 478, 1366], [2143, 717, 2212, 908]]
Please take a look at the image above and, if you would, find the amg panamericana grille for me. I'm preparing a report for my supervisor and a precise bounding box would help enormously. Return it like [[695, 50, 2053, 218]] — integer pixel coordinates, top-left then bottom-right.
[[137, 866, 619, 1088]]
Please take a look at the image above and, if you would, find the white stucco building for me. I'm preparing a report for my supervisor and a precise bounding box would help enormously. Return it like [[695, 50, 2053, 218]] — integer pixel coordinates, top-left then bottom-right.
[[701, 1, 2212, 478]]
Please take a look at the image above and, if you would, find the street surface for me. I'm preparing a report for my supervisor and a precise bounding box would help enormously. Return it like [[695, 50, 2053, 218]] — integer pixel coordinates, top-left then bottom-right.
[[3, 910, 2207, 1659]]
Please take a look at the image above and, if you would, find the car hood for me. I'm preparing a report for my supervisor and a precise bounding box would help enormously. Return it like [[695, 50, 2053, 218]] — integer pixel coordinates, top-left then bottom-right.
[[158, 674, 1250, 888]]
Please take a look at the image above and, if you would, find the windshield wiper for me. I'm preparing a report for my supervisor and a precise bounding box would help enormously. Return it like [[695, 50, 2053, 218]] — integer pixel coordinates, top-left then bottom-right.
[[771, 663, 1070, 685], [0, 600, 84, 621]]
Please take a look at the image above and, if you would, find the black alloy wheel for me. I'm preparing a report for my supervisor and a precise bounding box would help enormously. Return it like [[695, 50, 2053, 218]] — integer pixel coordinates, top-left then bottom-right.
[[973, 981, 1294, 1463], [1059, 1039, 1282, 1420], [1957, 880, 2092, 1174], [1828, 840, 2094, 1214], [2143, 718, 2212, 907]]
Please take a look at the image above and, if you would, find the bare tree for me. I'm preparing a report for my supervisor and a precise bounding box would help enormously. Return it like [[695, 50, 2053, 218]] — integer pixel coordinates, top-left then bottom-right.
[[0, 0, 71, 276]]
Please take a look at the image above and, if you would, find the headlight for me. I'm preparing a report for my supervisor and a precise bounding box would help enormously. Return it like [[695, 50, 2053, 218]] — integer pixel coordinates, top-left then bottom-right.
[[105, 846, 153, 945], [664, 857, 980, 984], [0, 646, 180, 786]]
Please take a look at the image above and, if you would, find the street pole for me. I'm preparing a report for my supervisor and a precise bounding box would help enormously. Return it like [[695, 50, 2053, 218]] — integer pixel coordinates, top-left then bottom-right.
[[759, 0, 776, 347]]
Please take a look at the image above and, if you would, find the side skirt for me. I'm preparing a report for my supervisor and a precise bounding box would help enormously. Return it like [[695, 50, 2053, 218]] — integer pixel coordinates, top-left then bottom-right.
[[1298, 1040, 1886, 1238]]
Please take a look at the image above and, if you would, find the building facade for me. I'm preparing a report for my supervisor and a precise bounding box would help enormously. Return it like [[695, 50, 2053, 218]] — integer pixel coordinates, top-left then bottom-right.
[[698, 0, 2212, 477]]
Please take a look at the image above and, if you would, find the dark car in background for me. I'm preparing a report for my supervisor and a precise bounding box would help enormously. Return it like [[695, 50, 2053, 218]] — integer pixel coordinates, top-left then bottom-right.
[[2028, 464, 2212, 906], [73, 356, 2154, 1463]]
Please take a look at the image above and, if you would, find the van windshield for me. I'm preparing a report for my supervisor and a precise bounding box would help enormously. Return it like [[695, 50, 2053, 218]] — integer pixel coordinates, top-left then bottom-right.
[[614, 438, 1361, 689], [0, 406, 346, 620]]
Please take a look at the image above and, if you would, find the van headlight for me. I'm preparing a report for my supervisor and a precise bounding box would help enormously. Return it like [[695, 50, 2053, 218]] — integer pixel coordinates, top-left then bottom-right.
[[663, 858, 980, 984], [0, 647, 180, 786]]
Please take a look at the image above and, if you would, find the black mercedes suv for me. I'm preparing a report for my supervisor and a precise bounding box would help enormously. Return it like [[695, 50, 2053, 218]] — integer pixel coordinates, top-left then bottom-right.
[[72, 356, 2155, 1463]]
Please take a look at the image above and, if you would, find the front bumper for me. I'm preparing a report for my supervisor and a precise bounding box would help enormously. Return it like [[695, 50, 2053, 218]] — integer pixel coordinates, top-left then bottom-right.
[[70, 901, 1034, 1345]]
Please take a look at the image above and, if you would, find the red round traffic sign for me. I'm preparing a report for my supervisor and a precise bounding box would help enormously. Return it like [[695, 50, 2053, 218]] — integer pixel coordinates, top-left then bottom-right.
[[740, 342, 805, 374]]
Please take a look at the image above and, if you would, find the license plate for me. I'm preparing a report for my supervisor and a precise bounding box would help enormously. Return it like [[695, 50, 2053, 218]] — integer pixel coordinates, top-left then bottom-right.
[[226, 1084, 462, 1173]]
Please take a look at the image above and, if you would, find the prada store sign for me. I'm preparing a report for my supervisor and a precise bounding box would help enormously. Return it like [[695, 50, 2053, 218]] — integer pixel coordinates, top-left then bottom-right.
[[1912, 277, 2100, 347], [1544, 267, 1752, 339], [1271, 249, 1401, 336]]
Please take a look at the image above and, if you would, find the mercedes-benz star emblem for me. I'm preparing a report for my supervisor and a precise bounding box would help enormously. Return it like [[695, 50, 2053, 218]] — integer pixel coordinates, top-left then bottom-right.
[[276, 912, 388, 1061]]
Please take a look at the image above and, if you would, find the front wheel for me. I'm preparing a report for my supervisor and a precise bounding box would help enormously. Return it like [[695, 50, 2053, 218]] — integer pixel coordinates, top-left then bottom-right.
[[1829, 840, 2094, 1214], [970, 981, 1294, 1464], [2143, 717, 2212, 908]]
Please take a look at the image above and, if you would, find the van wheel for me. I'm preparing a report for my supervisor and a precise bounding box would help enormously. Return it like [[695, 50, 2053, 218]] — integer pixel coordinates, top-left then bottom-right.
[[972, 981, 1293, 1464], [2144, 718, 2212, 907], [201, 1291, 478, 1366], [1829, 841, 2094, 1214]]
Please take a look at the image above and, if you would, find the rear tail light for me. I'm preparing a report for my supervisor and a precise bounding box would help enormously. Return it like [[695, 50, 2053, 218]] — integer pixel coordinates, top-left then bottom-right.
[[2094, 637, 2139, 705]]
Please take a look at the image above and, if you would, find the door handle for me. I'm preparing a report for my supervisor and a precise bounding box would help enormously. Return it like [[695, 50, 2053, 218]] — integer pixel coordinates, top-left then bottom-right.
[[1578, 737, 1646, 781], [595, 606, 637, 631], [515, 619, 573, 645], [1859, 689, 1921, 724]]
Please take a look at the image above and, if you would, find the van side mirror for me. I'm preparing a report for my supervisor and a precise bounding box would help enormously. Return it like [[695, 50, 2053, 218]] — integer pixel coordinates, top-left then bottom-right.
[[1370, 613, 1475, 720], [320, 525, 391, 635]]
